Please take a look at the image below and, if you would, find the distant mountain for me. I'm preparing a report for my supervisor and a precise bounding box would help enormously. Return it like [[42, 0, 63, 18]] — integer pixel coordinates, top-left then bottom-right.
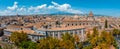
[[50, 11, 78, 15], [49, 11, 107, 16], [0, 11, 111, 17]]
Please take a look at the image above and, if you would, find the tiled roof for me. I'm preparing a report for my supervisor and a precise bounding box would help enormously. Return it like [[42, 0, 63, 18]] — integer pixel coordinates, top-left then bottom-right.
[[4, 28, 44, 36], [38, 26, 85, 31]]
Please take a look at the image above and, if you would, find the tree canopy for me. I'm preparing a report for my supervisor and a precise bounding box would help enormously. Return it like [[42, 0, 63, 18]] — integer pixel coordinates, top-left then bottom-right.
[[10, 31, 28, 45], [87, 27, 117, 49], [9, 28, 118, 49]]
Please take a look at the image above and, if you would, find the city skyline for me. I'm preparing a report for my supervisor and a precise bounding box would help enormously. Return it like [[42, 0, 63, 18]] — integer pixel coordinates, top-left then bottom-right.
[[0, 0, 120, 17]]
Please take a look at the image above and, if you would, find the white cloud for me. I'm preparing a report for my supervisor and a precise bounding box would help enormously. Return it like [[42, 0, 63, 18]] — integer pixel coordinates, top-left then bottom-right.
[[36, 4, 47, 9], [28, 1, 83, 14], [50, 1, 71, 11], [57, 4, 71, 11], [0, 10, 16, 15], [17, 6, 26, 12], [7, 2, 18, 11], [28, 4, 47, 12], [0, 1, 83, 15], [67, 9, 82, 14], [51, 1, 59, 6], [49, 1, 82, 14], [48, 5, 54, 9]]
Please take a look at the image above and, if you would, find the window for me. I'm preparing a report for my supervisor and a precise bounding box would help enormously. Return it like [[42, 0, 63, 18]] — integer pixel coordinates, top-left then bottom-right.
[[50, 32, 52, 36], [61, 33, 63, 36], [32, 36, 34, 39], [55, 33, 58, 37], [70, 32, 73, 35], [72, 24, 73, 26], [75, 31, 77, 34], [43, 33, 45, 35], [76, 24, 77, 26], [86, 23, 88, 25], [39, 32, 41, 34], [68, 24, 69, 26], [83, 23, 85, 25], [79, 23, 81, 25], [79, 30, 81, 34]]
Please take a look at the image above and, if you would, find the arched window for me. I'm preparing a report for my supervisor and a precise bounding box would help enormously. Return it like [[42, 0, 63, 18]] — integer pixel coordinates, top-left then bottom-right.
[[79, 23, 81, 25], [83, 23, 85, 25], [76, 24, 77, 26], [72, 24, 73, 26], [68, 24, 69, 26]]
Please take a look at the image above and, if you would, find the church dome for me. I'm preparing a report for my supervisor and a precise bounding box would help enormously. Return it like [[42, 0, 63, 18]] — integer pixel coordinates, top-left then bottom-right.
[[74, 15, 79, 18], [88, 11, 94, 17]]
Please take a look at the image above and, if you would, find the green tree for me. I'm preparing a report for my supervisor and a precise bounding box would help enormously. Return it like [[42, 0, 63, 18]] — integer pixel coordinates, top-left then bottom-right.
[[10, 31, 28, 46], [0, 29, 4, 37], [89, 27, 100, 47], [112, 29, 120, 37], [93, 27, 99, 36], [78, 42, 83, 49], [37, 38, 49, 49], [82, 45, 93, 49], [37, 33, 76, 49], [105, 20, 108, 28], [0, 46, 2, 49], [74, 34, 80, 43], [59, 40, 75, 49], [88, 28, 116, 49], [59, 32, 75, 49], [48, 37, 60, 49], [96, 42, 109, 49], [37, 37, 60, 49], [62, 33, 75, 43], [19, 41, 37, 49]]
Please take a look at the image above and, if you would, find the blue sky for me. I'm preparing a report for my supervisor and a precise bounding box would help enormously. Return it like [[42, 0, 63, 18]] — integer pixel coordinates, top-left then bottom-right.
[[0, 0, 120, 16]]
